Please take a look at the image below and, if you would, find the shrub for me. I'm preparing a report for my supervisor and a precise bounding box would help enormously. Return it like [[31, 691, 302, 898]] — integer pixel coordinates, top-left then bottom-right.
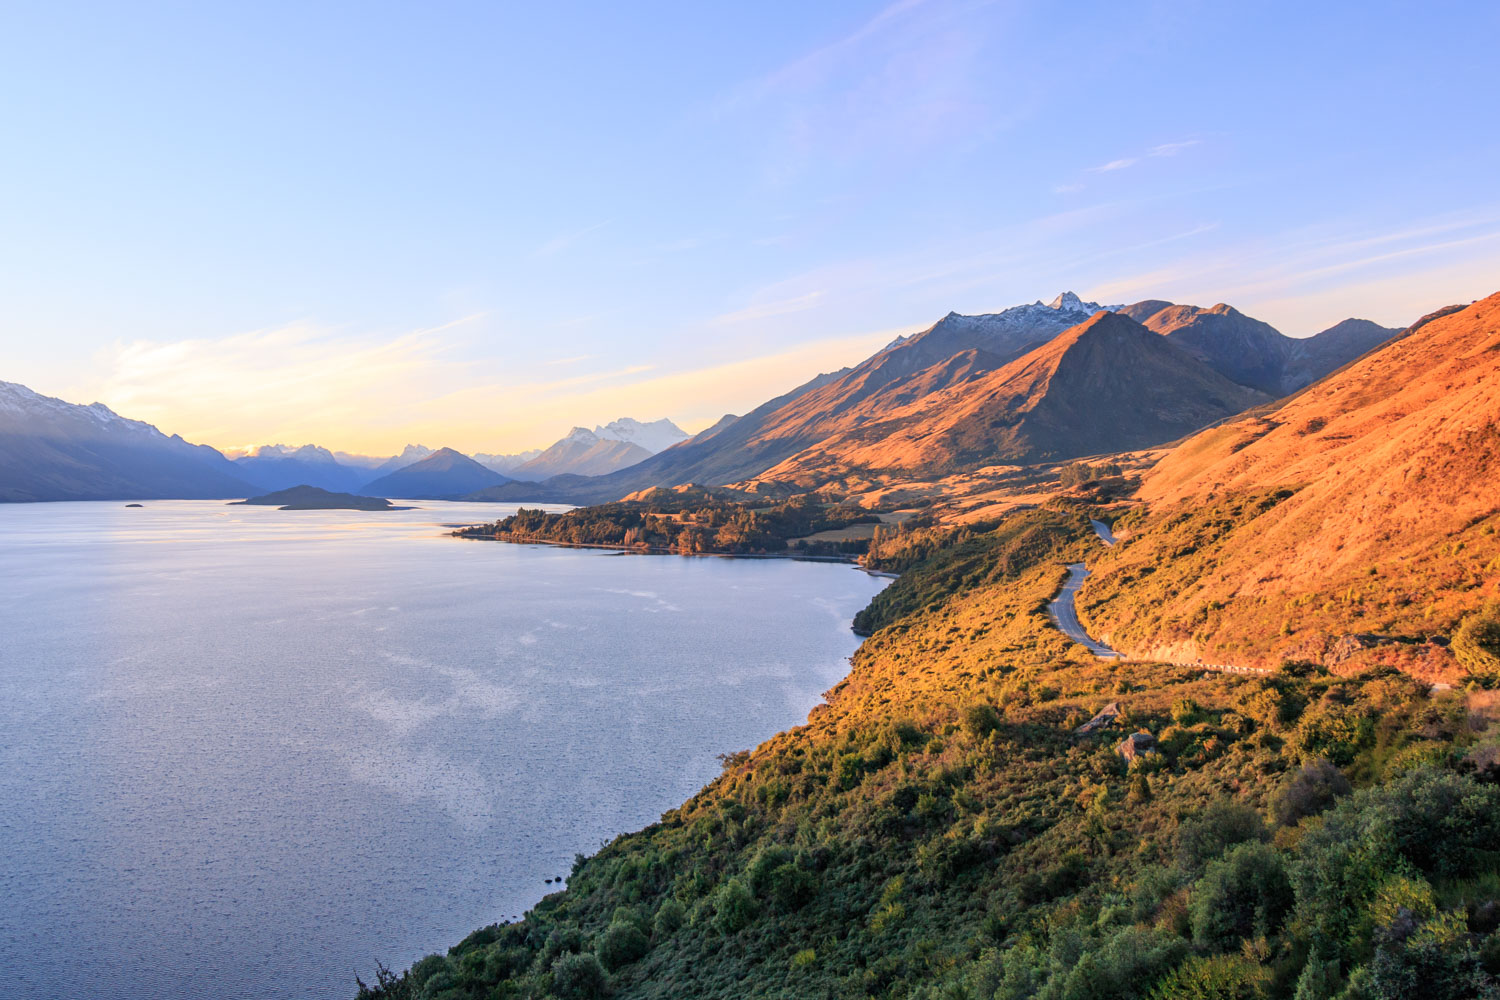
[[551, 952, 610, 1000], [1052, 925, 1189, 1000], [1147, 954, 1269, 999], [1290, 769, 1500, 962], [652, 898, 685, 938], [1453, 605, 1500, 683], [1190, 842, 1293, 947], [963, 703, 1002, 739], [1177, 799, 1268, 869], [406, 954, 449, 989], [596, 920, 650, 971], [1289, 704, 1373, 766], [712, 877, 759, 934], [791, 948, 817, 970], [1172, 697, 1204, 725], [1272, 758, 1353, 827]]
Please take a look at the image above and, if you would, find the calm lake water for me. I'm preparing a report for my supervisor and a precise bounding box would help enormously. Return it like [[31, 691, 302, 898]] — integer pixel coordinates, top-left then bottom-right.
[[0, 500, 886, 1000]]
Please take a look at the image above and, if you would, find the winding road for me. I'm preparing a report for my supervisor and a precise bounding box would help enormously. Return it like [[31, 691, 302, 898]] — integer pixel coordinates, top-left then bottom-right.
[[1049, 517, 1270, 675], [1047, 562, 1123, 659]]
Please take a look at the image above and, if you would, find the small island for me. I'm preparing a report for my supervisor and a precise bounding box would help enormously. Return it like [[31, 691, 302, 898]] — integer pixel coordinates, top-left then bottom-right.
[[229, 485, 409, 511]]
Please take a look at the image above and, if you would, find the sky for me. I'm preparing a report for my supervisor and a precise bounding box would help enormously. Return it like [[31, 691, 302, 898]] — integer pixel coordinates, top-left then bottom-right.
[[2, 0, 1497, 456]]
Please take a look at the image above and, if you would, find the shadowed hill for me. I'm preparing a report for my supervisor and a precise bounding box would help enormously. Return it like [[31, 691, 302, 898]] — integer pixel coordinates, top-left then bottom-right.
[[0, 380, 255, 501], [1129, 301, 1401, 395], [750, 311, 1270, 486]]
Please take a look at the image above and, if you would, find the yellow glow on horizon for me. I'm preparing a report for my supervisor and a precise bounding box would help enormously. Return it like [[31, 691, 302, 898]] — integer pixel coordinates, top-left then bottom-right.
[[63, 322, 917, 458]]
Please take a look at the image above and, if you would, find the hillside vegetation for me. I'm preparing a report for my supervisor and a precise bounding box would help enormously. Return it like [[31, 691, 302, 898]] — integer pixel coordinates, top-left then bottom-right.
[[455, 491, 880, 557], [360, 505, 1500, 1000]]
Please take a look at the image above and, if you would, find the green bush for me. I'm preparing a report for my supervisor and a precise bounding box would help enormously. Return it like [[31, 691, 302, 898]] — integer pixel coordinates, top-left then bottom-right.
[[1453, 605, 1500, 683], [1190, 842, 1293, 947], [1147, 954, 1269, 999], [712, 877, 758, 934], [596, 920, 650, 971], [1177, 799, 1267, 869], [652, 898, 685, 938], [1290, 769, 1500, 963], [1050, 925, 1189, 1000], [550, 952, 609, 1000], [963, 703, 1003, 739]]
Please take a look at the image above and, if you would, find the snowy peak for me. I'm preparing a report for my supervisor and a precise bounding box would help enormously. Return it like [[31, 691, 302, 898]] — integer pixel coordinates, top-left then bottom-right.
[[1046, 291, 1100, 313], [591, 417, 689, 454], [0, 380, 158, 437], [239, 443, 340, 463], [564, 426, 600, 444]]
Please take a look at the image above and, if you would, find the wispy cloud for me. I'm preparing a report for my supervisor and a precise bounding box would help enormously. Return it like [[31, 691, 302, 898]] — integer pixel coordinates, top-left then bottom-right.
[[715, 0, 1011, 180], [710, 290, 825, 326], [1149, 139, 1200, 157], [1069, 137, 1202, 186], [534, 221, 610, 258]]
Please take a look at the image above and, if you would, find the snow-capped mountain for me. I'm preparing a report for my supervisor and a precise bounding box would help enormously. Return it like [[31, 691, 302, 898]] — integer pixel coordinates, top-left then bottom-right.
[[471, 448, 544, 474], [230, 442, 368, 493], [592, 417, 689, 455], [0, 380, 253, 501], [508, 427, 654, 480]]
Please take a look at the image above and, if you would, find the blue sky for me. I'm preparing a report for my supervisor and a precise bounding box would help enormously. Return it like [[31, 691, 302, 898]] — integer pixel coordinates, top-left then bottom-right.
[[2, 0, 1497, 453]]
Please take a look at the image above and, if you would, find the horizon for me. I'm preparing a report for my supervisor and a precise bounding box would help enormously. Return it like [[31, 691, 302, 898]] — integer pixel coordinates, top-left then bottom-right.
[[4, 1, 1498, 454]]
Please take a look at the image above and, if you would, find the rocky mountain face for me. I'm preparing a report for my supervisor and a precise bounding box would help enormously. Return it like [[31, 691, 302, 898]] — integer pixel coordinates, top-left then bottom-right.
[[1129, 301, 1400, 395], [751, 311, 1271, 486], [359, 447, 509, 499], [0, 381, 254, 501]]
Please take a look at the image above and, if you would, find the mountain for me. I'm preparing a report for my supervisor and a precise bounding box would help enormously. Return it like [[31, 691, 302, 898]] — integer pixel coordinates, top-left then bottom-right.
[[360, 447, 509, 499], [1284, 317, 1402, 387], [1127, 300, 1401, 395], [509, 428, 653, 479], [0, 381, 255, 502], [592, 417, 689, 454], [364, 444, 435, 479], [471, 448, 544, 475], [749, 311, 1271, 485], [231, 443, 367, 493], [1083, 294, 1496, 672], [474, 293, 1121, 504]]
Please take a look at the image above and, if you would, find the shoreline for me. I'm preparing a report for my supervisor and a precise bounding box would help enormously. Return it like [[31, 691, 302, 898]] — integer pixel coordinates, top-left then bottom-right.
[[450, 528, 889, 570]]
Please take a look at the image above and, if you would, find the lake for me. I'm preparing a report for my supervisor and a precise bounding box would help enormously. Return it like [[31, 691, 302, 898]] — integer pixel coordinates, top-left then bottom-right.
[[0, 500, 887, 1000]]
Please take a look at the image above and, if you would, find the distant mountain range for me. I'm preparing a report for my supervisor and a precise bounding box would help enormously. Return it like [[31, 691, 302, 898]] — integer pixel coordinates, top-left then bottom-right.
[[480, 292, 1395, 504], [0, 381, 254, 502], [0, 293, 1402, 504]]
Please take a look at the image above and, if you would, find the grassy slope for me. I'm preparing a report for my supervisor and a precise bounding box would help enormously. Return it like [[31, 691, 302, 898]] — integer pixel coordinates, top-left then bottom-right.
[[360, 506, 1500, 1000], [1079, 295, 1500, 681]]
